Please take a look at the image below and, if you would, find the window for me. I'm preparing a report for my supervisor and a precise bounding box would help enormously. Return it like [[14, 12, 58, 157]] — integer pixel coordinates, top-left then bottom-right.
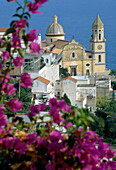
[[57, 92, 60, 95], [72, 52, 75, 58], [86, 69, 90, 75], [51, 39, 52, 42], [99, 34, 101, 40], [46, 59, 49, 63], [88, 55, 92, 59], [71, 66, 76, 76], [86, 63, 90, 67], [98, 55, 102, 62]]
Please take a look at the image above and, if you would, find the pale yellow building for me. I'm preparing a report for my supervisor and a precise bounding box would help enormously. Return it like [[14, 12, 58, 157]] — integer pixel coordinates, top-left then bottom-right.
[[42, 14, 106, 76]]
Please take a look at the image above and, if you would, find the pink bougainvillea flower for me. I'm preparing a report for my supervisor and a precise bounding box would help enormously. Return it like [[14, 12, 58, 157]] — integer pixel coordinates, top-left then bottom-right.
[[0, 105, 7, 127], [0, 38, 3, 48], [15, 18, 26, 30], [62, 103, 71, 113], [65, 122, 73, 129], [7, 99, 23, 113], [26, 29, 38, 42], [2, 51, 10, 61], [26, 133, 37, 145], [11, 32, 21, 48], [13, 56, 24, 67], [27, 103, 46, 117], [20, 73, 33, 88], [14, 138, 27, 154], [35, 0, 48, 5], [0, 62, 3, 69], [29, 42, 41, 54], [0, 73, 12, 84], [26, 2, 42, 14], [2, 83, 16, 95], [36, 136, 47, 148], [7, 0, 14, 2]]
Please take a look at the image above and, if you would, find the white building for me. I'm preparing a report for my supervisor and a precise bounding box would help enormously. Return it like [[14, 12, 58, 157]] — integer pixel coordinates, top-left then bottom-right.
[[32, 76, 54, 104]]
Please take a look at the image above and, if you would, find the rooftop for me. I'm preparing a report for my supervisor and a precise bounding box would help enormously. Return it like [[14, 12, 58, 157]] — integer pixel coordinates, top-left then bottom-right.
[[62, 76, 77, 83], [36, 76, 50, 85]]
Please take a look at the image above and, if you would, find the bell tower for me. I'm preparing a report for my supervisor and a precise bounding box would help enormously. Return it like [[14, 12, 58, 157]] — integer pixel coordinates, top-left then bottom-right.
[[90, 14, 106, 74]]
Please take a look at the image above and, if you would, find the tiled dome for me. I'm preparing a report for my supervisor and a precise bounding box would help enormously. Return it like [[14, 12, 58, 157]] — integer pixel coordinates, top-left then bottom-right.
[[46, 15, 65, 35]]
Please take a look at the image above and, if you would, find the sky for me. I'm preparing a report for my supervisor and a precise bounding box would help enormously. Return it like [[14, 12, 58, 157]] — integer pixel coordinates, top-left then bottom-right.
[[0, 0, 116, 69]]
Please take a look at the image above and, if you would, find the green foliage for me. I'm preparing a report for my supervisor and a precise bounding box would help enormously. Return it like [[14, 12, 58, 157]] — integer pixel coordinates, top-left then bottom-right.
[[61, 93, 71, 106], [111, 81, 116, 90], [59, 67, 70, 78], [110, 69, 116, 75]]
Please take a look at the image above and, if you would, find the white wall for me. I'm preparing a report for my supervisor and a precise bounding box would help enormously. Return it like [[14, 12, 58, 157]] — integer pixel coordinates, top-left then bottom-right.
[[39, 64, 59, 85], [76, 86, 96, 99], [62, 79, 76, 105], [32, 79, 47, 93]]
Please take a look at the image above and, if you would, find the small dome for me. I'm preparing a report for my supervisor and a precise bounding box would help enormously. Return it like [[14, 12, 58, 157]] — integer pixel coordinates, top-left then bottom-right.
[[46, 15, 65, 35]]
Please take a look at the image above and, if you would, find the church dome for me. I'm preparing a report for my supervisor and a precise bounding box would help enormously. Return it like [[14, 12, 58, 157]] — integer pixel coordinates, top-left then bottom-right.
[[46, 15, 65, 35]]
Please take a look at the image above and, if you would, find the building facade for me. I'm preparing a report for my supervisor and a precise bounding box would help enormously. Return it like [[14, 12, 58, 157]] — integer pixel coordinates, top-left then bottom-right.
[[42, 14, 106, 76]]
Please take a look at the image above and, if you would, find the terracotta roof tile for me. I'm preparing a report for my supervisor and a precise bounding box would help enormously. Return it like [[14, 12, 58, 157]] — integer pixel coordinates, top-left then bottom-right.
[[36, 76, 50, 85], [0, 27, 10, 32], [62, 76, 77, 83], [51, 39, 70, 49], [51, 47, 62, 54]]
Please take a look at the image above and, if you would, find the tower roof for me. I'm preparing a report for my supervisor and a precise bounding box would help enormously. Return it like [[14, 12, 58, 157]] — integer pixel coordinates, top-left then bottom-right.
[[46, 15, 65, 35], [92, 14, 103, 28]]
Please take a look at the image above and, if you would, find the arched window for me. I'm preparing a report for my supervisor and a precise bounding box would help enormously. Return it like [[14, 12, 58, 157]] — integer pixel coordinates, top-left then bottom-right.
[[98, 55, 102, 62], [86, 63, 90, 67], [86, 69, 90, 75], [72, 52, 75, 58], [99, 34, 101, 40]]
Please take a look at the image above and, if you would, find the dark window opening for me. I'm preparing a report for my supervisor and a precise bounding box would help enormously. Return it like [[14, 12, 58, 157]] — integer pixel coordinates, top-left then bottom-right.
[[86, 63, 90, 67], [99, 34, 101, 40], [72, 52, 75, 58], [86, 70, 90, 75], [71, 67, 76, 76], [46, 59, 49, 63], [98, 55, 101, 62], [51, 39, 52, 42], [57, 92, 60, 95], [89, 55, 92, 58]]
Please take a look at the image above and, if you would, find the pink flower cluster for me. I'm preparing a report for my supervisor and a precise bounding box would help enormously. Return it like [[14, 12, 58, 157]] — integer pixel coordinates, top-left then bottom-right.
[[20, 73, 33, 88], [27, 0, 48, 14]]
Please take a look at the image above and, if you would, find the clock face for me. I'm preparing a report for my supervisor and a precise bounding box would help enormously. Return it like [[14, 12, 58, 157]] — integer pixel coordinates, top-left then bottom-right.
[[97, 45, 102, 50]]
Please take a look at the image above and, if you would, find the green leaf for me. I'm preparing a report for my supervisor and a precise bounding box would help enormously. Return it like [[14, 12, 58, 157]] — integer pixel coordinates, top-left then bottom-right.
[[4, 27, 15, 36], [82, 124, 87, 133], [86, 116, 94, 122], [18, 48, 25, 58], [16, 6, 22, 13], [67, 125, 74, 133], [1, 42, 6, 48], [23, 16, 28, 20], [23, 12, 31, 19], [10, 20, 15, 27], [13, 14, 21, 18], [22, 35, 28, 48], [26, 22, 29, 28], [24, 0, 29, 5], [76, 119, 82, 126]]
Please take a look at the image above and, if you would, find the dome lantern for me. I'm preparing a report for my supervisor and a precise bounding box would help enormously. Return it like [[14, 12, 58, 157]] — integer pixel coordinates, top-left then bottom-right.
[[45, 15, 65, 44]]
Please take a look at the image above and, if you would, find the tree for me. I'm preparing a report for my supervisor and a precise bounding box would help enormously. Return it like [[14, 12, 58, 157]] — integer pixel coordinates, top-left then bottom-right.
[[61, 93, 71, 106], [59, 67, 70, 78]]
